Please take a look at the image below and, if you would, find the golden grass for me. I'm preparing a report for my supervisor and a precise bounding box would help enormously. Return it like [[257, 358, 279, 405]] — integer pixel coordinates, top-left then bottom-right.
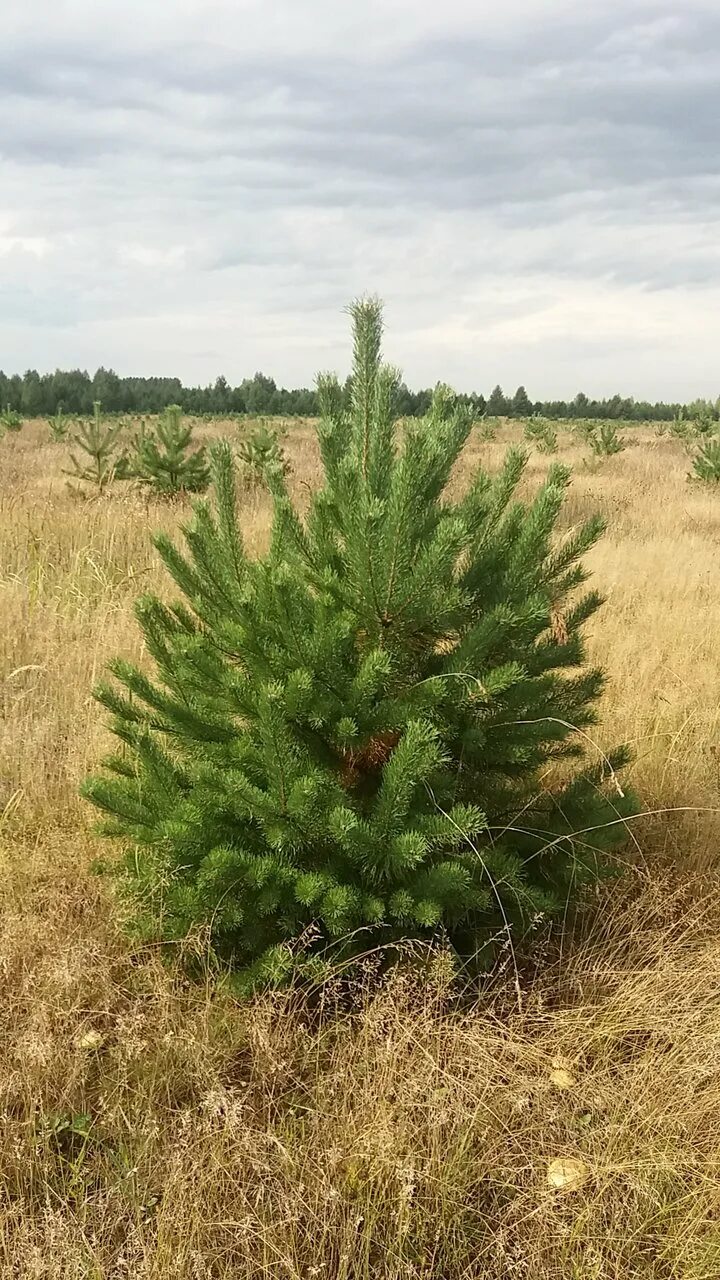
[[1, 417, 720, 1276]]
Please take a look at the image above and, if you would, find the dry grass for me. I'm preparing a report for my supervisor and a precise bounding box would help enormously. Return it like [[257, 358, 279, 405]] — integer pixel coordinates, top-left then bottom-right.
[[1, 417, 720, 1276]]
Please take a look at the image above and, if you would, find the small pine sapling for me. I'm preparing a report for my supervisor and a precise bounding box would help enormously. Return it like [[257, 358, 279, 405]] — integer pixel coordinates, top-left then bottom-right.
[[589, 422, 625, 457], [1, 406, 23, 432], [131, 406, 209, 496], [524, 415, 558, 454], [48, 406, 70, 442], [237, 421, 289, 484], [84, 298, 636, 993], [477, 414, 498, 442], [686, 401, 712, 437], [690, 436, 720, 483], [65, 402, 125, 493], [572, 419, 597, 446], [669, 410, 697, 452]]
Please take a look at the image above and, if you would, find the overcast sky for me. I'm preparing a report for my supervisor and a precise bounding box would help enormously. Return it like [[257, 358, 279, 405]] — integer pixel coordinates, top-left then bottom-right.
[[1, 0, 719, 398]]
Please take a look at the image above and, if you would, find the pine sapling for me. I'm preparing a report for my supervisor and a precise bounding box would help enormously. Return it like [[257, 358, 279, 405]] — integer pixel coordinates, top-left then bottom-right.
[[669, 410, 697, 452], [690, 436, 720, 483], [131, 406, 209, 496], [589, 422, 626, 457], [477, 414, 498, 442], [695, 406, 716, 436], [83, 298, 636, 993], [48, 406, 70, 442], [65, 401, 125, 492], [524, 415, 558, 454], [1, 406, 23, 432], [237, 421, 289, 484]]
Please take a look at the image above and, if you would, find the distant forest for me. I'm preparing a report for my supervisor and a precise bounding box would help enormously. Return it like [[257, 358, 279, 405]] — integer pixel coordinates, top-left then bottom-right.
[[0, 366, 701, 422]]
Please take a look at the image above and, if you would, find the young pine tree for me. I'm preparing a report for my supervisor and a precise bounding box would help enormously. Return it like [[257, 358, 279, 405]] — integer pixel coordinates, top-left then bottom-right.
[[132, 405, 209, 495], [524, 415, 558, 454], [588, 422, 626, 458], [48, 405, 70, 442], [65, 401, 124, 492], [1, 406, 23, 432], [690, 436, 720, 483], [237, 421, 289, 484], [83, 299, 635, 992]]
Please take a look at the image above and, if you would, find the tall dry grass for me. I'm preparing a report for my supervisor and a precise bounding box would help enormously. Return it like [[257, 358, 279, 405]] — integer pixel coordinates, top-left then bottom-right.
[[1, 418, 720, 1276]]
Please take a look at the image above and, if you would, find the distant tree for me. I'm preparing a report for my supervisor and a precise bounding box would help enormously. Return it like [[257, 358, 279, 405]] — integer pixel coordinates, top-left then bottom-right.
[[21, 370, 45, 416], [240, 372, 277, 415], [212, 375, 232, 414], [92, 368, 123, 413], [511, 385, 532, 417], [486, 384, 509, 416], [51, 369, 93, 415]]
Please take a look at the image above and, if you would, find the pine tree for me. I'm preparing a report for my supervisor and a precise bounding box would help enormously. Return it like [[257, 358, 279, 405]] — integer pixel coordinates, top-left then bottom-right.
[[131, 405, 209, 495], [511, 385, 532, 417], [83, 298, 635, 992], [65, 401, 124, 492], [486, 384, 509, 416]]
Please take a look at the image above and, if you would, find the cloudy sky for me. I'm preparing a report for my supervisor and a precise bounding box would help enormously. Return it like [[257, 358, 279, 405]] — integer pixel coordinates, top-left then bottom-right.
[[1, 0, 719, 398]]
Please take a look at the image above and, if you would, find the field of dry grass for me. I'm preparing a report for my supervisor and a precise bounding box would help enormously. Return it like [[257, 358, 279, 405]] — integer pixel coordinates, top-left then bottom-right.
[[1, 417, 720, 1277]]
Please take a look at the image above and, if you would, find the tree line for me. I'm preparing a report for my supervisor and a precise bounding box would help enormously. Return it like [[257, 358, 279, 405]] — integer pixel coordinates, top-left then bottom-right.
[[0, 365, 701, 422]]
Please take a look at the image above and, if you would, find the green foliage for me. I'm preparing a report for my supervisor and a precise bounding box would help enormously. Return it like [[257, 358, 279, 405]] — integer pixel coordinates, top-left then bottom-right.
[[130, 406, 210, 496], [588, 422, 626, 457], [1, 405, 23, 432], [524, 415, 558, 454], [83, 298, 635, 992], [48, 405, 71, 442], [237, 421, 289, 483], [690, 436, 720, 483], [64, 402, 125, 492]]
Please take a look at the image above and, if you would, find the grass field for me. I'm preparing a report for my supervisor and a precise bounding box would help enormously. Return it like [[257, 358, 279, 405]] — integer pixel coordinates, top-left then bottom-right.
[[1, 418, 720, 1277]]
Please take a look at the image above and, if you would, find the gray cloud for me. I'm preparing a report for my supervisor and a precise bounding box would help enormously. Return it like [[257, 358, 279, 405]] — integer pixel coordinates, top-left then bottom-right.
[[0, 0, 719, 396]]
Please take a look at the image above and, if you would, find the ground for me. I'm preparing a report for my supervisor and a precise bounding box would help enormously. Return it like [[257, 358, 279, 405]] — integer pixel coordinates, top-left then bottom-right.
[[1, 417, 719, 1278]]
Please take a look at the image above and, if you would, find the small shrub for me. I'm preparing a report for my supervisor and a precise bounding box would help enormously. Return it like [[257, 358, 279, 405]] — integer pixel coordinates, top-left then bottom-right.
[[64, 401, 125, 493], [129, 406, 209, 496]]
